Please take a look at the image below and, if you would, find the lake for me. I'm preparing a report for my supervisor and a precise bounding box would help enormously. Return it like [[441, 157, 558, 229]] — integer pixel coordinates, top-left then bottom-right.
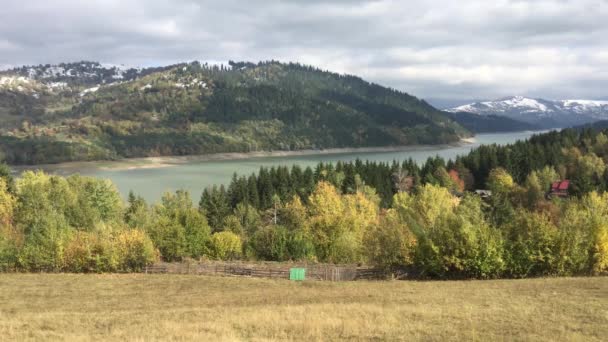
[[16, 131, 543, 203]]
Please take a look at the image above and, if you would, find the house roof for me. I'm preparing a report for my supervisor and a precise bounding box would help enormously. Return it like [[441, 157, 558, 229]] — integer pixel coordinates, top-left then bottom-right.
[[475, 190, 492, 196], [551, 180, 570, 191]]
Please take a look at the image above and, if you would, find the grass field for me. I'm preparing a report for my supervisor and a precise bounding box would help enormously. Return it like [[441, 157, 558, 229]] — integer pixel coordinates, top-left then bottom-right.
[[0, 275, 606, 341]]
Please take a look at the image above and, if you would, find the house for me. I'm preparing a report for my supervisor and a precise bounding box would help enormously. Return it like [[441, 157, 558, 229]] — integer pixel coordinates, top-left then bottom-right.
[[548, 180, 570, 199], [474, 190, 492, 199]]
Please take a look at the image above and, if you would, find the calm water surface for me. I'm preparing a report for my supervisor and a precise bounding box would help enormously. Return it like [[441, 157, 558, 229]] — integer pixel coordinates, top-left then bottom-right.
[[18, 131, 543, 202]]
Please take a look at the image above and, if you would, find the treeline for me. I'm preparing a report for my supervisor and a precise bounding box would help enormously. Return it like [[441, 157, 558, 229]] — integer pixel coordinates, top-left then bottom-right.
[[1, 127, 608, 277], [457, 128, 608, 190], [1, 169, 607, 278]]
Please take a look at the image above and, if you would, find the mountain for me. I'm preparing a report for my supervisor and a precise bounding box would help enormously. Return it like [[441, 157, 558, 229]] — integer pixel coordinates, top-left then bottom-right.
[[573, 120, 608, 131], [445, 111, 539, 133], [446, 96, 608, 129], [0, 60, 468, 165]]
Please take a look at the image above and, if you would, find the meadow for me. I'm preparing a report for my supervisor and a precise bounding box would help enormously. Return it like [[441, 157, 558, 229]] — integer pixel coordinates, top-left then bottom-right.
[[0, 274, 606, 341]]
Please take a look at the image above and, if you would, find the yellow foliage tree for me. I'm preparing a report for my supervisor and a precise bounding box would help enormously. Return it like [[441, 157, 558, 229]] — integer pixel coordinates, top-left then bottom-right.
[[393, 184, 454, 229], [364, 209, 416, 269], [343, 191, 378, 240], [487, 168, 515, 196], [0, 178, 20, 270], [308, 181, 345, 261], [210, 231, 242, 260], [115, 229, 158, 271], [62, 231, 118, 272], [308, 181, 380, 263], [282, 195, 309, 232], [580, 192, 608, 274]]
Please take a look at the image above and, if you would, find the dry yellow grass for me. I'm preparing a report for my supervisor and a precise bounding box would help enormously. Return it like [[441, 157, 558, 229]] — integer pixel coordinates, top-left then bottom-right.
[[0, 274, 606, 341]]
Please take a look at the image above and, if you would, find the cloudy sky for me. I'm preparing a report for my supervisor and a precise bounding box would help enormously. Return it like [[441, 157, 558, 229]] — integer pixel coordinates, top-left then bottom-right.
[[0, 0, 606, 105]]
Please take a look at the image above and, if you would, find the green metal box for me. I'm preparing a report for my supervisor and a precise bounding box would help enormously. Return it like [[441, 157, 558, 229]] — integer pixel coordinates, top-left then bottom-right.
[[289, 268, 306, 281]]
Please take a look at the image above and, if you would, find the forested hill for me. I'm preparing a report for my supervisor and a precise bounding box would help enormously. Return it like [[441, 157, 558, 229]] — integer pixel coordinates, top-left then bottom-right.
[[0, 61, 468, 165], [446, 111, 539, 133]]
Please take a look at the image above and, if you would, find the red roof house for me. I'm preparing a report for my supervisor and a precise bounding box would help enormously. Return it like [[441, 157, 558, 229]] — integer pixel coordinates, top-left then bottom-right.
[[548, 180, 570, 198]]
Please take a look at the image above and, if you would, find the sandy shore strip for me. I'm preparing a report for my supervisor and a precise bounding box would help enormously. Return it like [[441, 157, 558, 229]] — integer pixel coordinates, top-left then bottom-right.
[[460, 137, 477, 144], [12, 138, 476, 173]]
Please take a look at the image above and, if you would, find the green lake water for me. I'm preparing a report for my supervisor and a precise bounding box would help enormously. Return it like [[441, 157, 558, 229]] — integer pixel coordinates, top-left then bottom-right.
[[16, 131, 544, 203]]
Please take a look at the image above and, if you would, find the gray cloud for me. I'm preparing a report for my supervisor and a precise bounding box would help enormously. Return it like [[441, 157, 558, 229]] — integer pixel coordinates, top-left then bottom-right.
[[0, 0, 606, 101]]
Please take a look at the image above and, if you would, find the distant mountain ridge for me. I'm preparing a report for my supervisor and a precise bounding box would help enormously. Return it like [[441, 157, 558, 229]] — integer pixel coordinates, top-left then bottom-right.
[[446, 96, 608, 128], [0, 60, 468, 165]]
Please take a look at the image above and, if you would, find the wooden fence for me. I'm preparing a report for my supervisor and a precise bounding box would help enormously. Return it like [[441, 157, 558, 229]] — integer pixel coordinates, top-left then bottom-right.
[[144, 261, 387, 281]]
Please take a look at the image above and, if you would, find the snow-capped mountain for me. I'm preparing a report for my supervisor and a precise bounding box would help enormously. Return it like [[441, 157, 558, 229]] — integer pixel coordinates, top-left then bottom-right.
[[446, 96, 608, 128]]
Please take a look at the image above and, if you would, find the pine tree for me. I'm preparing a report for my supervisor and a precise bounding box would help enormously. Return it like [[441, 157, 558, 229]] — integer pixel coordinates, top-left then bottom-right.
[[247, 175, 260, 209], [199, 186, 230, 231], [258, 167, 275, 209]]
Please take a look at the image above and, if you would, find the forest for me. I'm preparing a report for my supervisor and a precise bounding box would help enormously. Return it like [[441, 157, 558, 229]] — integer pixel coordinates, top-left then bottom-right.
[[446, 111, 539, 133], [1, 127, 607, 278], [0, 61, 467, 165]]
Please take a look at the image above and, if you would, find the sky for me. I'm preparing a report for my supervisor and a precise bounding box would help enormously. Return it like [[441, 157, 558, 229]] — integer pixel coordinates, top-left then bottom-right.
[[0, 0, 606, 106]]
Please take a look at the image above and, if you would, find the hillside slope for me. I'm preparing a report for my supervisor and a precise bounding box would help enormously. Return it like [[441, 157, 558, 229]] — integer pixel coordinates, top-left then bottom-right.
[[0, 61, 468, 165], [446, 111, 539, 133]]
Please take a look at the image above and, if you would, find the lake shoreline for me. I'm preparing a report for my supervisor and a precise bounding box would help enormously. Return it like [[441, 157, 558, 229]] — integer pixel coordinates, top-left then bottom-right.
[[13, 138, 479, 173]]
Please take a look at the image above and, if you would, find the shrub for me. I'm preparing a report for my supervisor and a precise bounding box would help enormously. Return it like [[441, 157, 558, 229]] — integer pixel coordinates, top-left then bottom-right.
[[286, 229, 316, 261], [594, 224, 608, 274], [19, 235, 70, 272], [0, 178, 15, 227], [0, 230, 19, 271], [392, 190, 504, 278], [503, 210, 559, 277], [210, 231, 242, 260], [146, 215, 187, 262], [62, 231, 118, 273], [364, 210, 416, 270], [115, 229, 157, 271], [150, 191, 211, 261], [578, 192, 608, 274], [252, 225, 289, 261]]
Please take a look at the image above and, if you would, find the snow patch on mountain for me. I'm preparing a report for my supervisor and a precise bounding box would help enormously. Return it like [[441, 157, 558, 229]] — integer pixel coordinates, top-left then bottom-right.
[[449, 96, 550, 113], [80, 86, 100, 96], [502, 96, 548, 111], [0, 76, 31, 87], [561, 100, 608, 108], [447, 96, 608, 128], [2, 61, 147, 87]]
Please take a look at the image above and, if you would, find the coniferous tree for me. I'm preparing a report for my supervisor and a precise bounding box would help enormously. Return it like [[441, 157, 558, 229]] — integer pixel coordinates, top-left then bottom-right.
[[247, 175, 260, 209], [199, 186, 231, 231], [258, 168, 275, 210]]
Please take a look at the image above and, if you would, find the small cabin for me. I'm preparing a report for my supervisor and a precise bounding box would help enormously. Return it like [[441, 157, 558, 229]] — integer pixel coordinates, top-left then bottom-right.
[[548, 180, 570, 199], [474, 190, 492, 199]]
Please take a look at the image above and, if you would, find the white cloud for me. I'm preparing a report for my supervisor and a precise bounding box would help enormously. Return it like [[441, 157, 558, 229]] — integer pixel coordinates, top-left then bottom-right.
[[0, 0, 606, 100]]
